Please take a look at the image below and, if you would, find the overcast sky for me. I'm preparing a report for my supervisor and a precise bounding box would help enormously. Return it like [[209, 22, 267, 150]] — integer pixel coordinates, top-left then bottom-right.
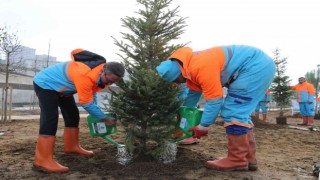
[[1, 0, 319, 85]]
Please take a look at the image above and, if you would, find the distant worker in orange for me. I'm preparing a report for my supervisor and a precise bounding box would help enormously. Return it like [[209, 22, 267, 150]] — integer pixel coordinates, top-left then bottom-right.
[[291, 77, 315, 125], [254, 90, 271, 122]]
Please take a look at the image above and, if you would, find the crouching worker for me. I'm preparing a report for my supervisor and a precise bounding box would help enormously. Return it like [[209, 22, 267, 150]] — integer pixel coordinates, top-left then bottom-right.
[[33, 49, 125, 172], [156, 45, 275, 171]]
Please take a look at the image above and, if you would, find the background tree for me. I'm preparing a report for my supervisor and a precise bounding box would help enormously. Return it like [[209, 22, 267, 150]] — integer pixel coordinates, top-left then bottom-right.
[[107, 0, 187, 160], [0, 26, 22, 121], [270, 48, 293, 117], [305, 70, 317, 85]]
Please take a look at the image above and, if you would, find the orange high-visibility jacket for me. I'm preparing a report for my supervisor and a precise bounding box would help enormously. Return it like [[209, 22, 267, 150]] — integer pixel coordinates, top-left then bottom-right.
[[33, 49, 108, 119], [67, 62, 105, 104], [291, 82, 315, 102], [168, 47, 225, 100], [68, 49, 106, 105]]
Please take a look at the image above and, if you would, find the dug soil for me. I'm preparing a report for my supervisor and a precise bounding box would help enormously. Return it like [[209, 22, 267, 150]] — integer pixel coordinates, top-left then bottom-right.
[[0, 110, 319, 180]]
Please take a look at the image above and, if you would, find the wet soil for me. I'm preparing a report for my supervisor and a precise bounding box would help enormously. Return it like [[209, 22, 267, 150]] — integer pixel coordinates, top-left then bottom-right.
[[0, 110, 319, 180]]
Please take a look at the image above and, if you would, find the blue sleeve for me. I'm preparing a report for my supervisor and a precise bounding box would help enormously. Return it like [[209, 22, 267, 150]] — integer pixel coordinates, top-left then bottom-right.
[[266, 94, 271, 101], [309, 95, 315, 102], [183, 90, 202, 107], [82, 101, 106, 119], [200, 98, 223, 127], [178, 83, 189, 100], [93, 93, 98, 105]]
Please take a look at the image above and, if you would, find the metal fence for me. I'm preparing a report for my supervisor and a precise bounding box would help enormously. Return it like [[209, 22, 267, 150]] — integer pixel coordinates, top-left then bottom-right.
[[0, 84, 121, 121]]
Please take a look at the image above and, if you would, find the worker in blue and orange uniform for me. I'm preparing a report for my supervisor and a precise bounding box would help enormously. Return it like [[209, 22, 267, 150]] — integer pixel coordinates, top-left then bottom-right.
[[254, 90, 271, 122], [33, 49, 125, 173], [291, 77, 315, 126], [156, 45, 275, 171]]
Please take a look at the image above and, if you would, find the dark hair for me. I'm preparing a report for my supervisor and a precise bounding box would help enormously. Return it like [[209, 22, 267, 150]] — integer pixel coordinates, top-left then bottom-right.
[[170, 58, 183, 67], [103, 62, 125, 78]]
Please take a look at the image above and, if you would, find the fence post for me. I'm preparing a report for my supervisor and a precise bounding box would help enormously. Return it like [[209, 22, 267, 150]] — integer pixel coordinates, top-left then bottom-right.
[[9, 86, 13, 121], [1, 87, 4, 121]]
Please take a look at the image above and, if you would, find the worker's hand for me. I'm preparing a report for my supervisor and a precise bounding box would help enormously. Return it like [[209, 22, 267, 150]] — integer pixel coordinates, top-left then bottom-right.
[[188, 125, 209, 139], [307, 101, 313, 104], [102, 117, 116, 126]]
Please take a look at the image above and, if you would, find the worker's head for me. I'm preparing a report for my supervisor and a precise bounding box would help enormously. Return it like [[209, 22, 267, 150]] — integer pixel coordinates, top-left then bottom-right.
[[298, 77, 306, 84], [156, 60, 185, 84], [102, 62, 125, 85]]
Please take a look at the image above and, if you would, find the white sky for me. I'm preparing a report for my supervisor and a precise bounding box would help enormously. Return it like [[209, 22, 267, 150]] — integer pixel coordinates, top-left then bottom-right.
[[1, 0, 319, 85]]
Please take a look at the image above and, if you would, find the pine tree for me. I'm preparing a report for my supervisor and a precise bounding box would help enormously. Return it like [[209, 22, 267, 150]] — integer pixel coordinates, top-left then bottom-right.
[[270, 48, 293, 116], [107, 0, 187, 160]]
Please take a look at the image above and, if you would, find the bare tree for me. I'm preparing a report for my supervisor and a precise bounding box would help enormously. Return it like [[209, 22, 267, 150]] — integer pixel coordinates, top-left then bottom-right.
[[0, 26, 22, 121], [31, 57, 39, 111]]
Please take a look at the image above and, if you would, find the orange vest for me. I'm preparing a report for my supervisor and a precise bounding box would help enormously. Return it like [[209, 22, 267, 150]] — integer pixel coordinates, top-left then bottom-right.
[[168, 47, 226, 100], [291, 82, 315, 102], [68, 61, 106, 105]]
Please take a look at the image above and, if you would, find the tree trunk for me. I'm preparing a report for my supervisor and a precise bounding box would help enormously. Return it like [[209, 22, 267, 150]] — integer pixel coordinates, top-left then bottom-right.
[[140, 138, 147, 157], [279, 110, 284, 117], [276, 116, 287, 124], [3, 53, 10, 121], [276, 108, 287, 124]]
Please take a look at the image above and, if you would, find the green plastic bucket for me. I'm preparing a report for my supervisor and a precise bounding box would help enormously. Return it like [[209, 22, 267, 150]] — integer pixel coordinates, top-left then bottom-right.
[[173, 106, 203, 142], [87, 112, 118, 137]]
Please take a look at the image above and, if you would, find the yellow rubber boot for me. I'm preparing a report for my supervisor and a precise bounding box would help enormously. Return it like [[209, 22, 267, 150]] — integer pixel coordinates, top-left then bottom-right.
[[64, 128, 93, 156], [34, 135, 69, 173]]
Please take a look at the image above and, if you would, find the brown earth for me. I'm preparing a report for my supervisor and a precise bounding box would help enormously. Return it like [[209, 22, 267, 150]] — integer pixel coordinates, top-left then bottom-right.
[[0, 110, 320, 180]]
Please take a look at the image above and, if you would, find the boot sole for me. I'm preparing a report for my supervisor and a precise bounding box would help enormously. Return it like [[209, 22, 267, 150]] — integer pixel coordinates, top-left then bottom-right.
[[64, 152, 94, 157], [206, 164, 249, 171], [33, 164, 69, 173], [248, 166, 258, 171]]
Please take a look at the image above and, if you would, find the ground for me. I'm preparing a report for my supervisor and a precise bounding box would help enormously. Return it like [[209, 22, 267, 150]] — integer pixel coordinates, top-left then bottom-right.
[[0, 110, 319, 180]]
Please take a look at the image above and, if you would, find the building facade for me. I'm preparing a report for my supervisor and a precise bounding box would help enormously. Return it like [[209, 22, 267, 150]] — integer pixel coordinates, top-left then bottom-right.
[[0, 45, 58, 70]]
